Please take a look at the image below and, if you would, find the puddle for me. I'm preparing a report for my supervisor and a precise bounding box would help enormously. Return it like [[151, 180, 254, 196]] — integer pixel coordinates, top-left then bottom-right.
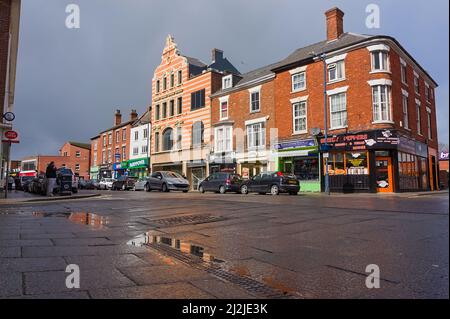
[[127, 232, 216, 262], [32, 211, 109, 229], [127, 232, 297, 298]]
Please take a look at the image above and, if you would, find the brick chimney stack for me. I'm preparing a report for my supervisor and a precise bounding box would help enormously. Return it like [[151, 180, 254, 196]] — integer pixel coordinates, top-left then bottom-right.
[[114, 109, 121, 126], [211, 48, 223, 63], [130, 109, 138, 121], [325, 7, 344, 41]]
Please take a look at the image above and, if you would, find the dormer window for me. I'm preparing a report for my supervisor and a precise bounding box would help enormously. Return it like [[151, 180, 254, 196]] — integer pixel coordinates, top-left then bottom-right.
[[222, 75, 232, 90]]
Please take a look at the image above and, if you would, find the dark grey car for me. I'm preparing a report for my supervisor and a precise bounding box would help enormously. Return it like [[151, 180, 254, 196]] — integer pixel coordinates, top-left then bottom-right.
[[148, 171, 189, 192]]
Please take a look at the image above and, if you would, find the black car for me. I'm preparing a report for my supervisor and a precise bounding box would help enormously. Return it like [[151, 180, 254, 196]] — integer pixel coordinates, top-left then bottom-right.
[[199, 172, 243, 194], [240, 172, 300, 195], [111, 176, 137, 191]]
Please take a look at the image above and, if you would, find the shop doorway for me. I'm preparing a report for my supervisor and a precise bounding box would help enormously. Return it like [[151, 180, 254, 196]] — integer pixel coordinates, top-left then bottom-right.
[[375, 157, 393, 193], [189, 167, 205, 191]]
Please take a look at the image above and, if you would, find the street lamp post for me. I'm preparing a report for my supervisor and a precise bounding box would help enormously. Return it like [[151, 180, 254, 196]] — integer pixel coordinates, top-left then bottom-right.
[[311, 52, 330, 195]]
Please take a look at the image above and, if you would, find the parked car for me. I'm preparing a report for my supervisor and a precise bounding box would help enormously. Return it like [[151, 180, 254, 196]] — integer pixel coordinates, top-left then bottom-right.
[[83, 179, 99, 190], [30, 175, 46, 195], [198, 172, 243, 194], [133, 177, 151, 191], [240, 172, 300, 195], [99, 178, 115, 190], [147, 171, 189, 192], [78, 179, 87, 189], [22, 177, 34, 192], [112, 176, 137, 191]]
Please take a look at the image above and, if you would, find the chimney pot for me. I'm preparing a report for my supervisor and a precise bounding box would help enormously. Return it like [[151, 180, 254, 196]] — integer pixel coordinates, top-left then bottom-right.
[[211, 48, 223, 62], [114, 110, 122, 126], [130, 109, 138, 121], [325, 7, 345, 41]]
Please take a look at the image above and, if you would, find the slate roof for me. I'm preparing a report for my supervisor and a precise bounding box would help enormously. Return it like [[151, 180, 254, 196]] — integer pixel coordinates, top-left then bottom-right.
[[68, 141, 91, 150]]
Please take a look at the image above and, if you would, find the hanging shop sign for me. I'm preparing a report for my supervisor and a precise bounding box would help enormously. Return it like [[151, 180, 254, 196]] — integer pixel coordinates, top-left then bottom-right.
[[440, 152, 449, 160], [319, 130, 400, 151], [398, 136, 428, 158], [113, 161, 128, 171], [127, 158, 149, 169]]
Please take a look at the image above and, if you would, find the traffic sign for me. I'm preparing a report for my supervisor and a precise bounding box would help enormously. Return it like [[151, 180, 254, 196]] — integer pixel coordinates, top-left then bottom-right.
[[4, 130, 18, 140], [3, 112, 15, 121]]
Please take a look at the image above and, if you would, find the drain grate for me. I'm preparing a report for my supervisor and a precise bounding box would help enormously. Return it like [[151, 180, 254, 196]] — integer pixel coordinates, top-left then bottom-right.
[[146, 214, 227, 228], [147, 242, 290, 299]]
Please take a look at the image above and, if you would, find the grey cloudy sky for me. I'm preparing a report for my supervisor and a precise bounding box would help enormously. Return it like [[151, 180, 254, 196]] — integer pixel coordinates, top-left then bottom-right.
[[11, 0, 449, 158]]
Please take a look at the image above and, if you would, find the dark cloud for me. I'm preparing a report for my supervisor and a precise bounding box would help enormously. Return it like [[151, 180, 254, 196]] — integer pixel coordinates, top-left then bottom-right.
[[11, 0, 449, 158]]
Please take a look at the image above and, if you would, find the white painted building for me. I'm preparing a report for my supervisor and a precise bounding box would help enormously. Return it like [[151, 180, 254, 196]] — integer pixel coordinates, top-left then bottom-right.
[[128, 109, 151, 178]]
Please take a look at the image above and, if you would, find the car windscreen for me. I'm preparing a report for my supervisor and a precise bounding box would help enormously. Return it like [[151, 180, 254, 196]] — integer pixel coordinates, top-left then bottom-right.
[[162, 172, 182, 179]]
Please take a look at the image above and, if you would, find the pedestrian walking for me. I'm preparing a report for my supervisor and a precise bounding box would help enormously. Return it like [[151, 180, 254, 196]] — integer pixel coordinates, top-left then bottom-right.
[[46, 161, 57, 196], [14, 176, 20, 192]]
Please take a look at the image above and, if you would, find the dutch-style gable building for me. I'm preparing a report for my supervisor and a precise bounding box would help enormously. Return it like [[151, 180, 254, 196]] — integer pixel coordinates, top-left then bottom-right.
[[150, 35, 239, 190]]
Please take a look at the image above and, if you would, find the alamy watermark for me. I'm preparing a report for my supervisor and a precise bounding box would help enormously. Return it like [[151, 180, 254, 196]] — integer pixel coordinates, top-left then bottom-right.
[[365, 264, 381, 289], [65, 4, 80, 29], [65, 264, 80, 289], [366, 4, 381, 29]]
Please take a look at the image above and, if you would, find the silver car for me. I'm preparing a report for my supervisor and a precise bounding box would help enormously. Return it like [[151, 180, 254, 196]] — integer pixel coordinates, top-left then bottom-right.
[[133, 177, 151, 191], [147, 171, 189, 192]]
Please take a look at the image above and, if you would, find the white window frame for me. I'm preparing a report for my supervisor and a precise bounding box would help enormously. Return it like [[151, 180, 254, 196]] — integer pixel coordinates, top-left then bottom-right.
[[75, 164, 80, 171], [402, 89, 409, 130], [414, 72, 420, 95], [248, 86, 261, 113], [214, 126, 233, 153], [291, 96, 308, 134], [368, 45, 390, 73], [400, 58, 408, 85], [291, 71, 306, 92], [133, 147, 139, 156], [327, 60, 345, 83], [141, 145, 148, 154], [371, 85, 392, 123], [416, 99, 422, 135], [222, 75, 232, 90], [75, 151, 81, 158], [219, 96, 229, 120], [143, 128, 148, 139], [246, 120, 265, 150], [328, 92, 348, 130]]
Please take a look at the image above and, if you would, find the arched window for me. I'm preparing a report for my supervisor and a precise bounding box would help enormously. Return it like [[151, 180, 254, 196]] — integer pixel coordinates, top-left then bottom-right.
[[162, 128, 173, 151], [192, 121, 204, 148]]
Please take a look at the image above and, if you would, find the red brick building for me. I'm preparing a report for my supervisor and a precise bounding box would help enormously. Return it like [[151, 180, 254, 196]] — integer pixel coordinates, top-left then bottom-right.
[[150, 35, 239, 189], [0, 0, 20, 185], [59, 141, 91, 179], [20, 142, 91, 179], [90, 109, 137, 180], [211, 7, 440, 193]]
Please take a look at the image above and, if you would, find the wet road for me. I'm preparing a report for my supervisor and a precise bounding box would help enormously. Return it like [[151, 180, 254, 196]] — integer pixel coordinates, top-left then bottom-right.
[[0, 190, 448, 299]]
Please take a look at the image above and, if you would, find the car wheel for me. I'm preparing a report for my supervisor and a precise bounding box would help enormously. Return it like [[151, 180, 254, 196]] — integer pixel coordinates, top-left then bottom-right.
[[289, 192, 298, 195], [219, 185, 226, 194], [161, 183, 168, 192], [240, 185, 249, 195], [199, 185, 205, 193], [182, 190, 188, 193], [144, 184, 150, 192], [270, 185, 280, 196]]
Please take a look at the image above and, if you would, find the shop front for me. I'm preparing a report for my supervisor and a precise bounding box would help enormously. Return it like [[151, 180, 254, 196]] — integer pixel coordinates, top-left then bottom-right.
[[112, 162, 127, 179], [319, 129, 430, 193], [89, 166, 99, 180], [98, 164, 112, 179], [127, 157, 150, 178], [273, 139, 320, 192], [208, 153, 237, 175]]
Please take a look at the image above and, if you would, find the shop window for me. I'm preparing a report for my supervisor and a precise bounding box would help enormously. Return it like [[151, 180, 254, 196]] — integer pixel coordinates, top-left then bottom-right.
[[293, 158, 319, 181], [346, 152, 368, 175], [325, 152, 369, 176]]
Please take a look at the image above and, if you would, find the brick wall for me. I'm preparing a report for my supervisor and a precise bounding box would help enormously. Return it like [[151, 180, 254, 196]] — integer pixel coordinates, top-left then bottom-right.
[[0, 0, 11, 115], [59, 143, 91, 179]]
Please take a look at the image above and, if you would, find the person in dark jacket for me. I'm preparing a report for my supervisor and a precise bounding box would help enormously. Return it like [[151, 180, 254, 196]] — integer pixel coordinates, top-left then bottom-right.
[[46, 162, 57, 196]]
